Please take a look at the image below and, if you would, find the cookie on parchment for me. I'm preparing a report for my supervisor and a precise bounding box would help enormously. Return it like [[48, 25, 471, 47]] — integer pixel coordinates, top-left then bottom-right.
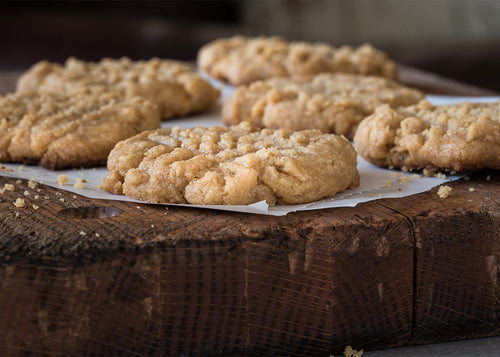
[[101, 121, 360, 206], [197, 35, 397, 85], [353, 100, 500, 173], [0, 91, 160, 169], [16, 57, 220, 119], [222, 73, 424, 139]]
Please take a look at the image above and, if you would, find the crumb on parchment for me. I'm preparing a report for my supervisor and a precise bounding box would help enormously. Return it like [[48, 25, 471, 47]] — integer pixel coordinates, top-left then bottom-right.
[[437, 185, 452, 199], [343, 345, 363, 357], [0, 164, 13, 172], [57, 174, 69, 185], [73, 177, 86, 188]]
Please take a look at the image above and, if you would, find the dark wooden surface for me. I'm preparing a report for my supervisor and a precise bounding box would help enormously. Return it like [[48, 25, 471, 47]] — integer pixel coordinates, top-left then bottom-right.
[[0, 67, 499, 356]]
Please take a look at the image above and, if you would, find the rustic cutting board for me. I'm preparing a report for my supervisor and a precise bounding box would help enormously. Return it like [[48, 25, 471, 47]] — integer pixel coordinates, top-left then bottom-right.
[[0, 67, 499, 356]]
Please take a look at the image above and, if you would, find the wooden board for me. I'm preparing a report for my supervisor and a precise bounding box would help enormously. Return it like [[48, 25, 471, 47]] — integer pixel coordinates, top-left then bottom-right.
[[0, 67, 499, 356]]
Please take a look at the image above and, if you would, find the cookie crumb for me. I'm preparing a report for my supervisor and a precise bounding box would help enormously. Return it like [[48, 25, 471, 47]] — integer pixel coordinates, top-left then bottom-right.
[[486, 175, 491, 181], [15, 212, 20, 218], [400, 176, 411, 183], [80, 231, 86, 236], [73, 177, 86, 189], [437, 185, 452, 199], [60, 198, 65, 202], [95, 233, 101, 237], [385, 181, 392, 188], [343, 345, 363, 357], [4, 183, 15, 191], [0, 164, 13, 172], [468, 187, 476, 192], [14, 198, 25, 208], [17, 165, 24, 171], [435, 172, 447, 179], [34, 195, 39, 200], [57, 174, 69, 185], [411, 174, 420, 179], [15, 179, 21, 185], [23, 190, 30, 196], [32, 204, 39, 210], [28, 178, 38, 189], [423, 168, 433, 177]]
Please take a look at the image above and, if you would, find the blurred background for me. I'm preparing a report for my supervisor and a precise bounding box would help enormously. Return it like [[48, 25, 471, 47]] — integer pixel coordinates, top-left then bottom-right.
[[1, 0, 500, 92]]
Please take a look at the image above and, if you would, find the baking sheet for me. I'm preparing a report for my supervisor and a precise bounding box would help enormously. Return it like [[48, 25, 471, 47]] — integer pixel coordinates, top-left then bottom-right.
[[1, 95, 498, 216]]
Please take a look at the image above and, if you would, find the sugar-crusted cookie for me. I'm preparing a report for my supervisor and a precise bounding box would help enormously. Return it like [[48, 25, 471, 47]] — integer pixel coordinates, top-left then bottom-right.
[[222, 73, 424, 139], [101, 121, 360, 206], [0, 91, 160, 169], [198, 35, 397, 85], [353, 100, 500, 173], [16, 57, 220, 119]]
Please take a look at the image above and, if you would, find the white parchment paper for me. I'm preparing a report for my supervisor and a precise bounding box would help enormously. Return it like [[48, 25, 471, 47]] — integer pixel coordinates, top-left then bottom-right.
[[1, 95, 498, 216]]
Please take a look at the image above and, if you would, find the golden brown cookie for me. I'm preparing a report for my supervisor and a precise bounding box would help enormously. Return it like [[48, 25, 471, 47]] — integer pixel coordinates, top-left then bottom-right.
[[198, 35, 397, 85], [16, 57, 220, 119], [222, 73, 424, 139], [0, 91, 160, 169], [353, 100, 500, 173], [101, 121, 360, 206]]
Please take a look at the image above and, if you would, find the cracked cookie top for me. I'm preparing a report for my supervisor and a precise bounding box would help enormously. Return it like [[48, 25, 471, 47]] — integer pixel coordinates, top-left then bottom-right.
[[0, 91, 160, 169], [17, 57, 220, 119], [353, 100, 500, 173], [101, 121, 360, 206], [198, 35, 397, 85]]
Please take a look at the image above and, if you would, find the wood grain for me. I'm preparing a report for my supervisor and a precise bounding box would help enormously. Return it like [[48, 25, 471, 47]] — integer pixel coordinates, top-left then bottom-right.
[[0, 67, 499, 356]]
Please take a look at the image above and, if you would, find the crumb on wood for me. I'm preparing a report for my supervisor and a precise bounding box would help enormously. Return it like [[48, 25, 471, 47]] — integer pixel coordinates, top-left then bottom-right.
[[15, 179, 21, 185], [4, 183, 15, 192], [14, 198, 25, 208], [469, 187, 476, 192], [32, 204, 39, 210], [28, 178, 38, 189], [486, 175, 491, 181], [437, 185, 452, 199]]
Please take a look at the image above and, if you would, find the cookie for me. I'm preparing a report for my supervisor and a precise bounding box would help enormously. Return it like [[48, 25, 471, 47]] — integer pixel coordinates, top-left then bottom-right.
[[0, 91, 160, 169], [101, 121, 360, 206], [16, 57, 220, 119], [222, 73, 424, 139], [353, 100, 500, 173], [197, 35, 397, 85]]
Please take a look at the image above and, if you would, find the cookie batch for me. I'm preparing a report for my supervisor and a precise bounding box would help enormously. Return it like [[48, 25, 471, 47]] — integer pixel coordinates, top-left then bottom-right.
[[1, 35, 498, 206]]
